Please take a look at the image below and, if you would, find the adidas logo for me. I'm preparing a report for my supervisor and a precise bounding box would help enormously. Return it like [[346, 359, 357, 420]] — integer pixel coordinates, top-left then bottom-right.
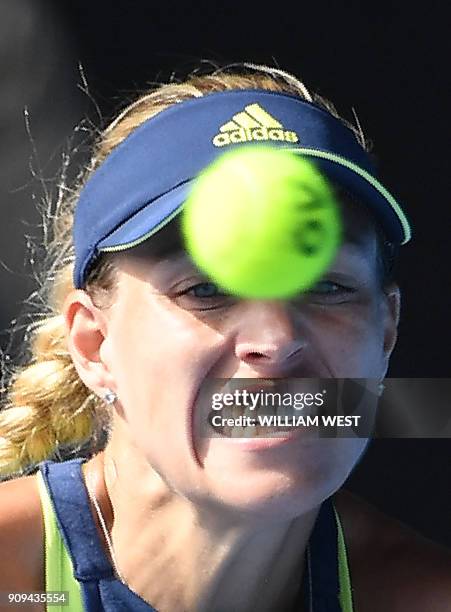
[[212, 103, 300, 147]]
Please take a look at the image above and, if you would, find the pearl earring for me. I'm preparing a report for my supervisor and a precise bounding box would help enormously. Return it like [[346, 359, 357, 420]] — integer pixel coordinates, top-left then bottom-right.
[[377, 382, 385, 396], [104, 389, 117, 405]]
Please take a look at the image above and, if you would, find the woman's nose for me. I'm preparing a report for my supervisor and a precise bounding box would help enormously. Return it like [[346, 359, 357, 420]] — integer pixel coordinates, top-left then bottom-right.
[[234, 300, 306, 376]]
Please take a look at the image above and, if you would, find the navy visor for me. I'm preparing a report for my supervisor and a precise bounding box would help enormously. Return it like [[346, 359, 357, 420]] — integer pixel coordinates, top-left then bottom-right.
[[73, 89, 412, 288]]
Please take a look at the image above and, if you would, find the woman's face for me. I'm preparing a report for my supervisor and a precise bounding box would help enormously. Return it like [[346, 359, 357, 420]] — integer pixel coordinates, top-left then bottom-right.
[[86, 200, 400, 519]]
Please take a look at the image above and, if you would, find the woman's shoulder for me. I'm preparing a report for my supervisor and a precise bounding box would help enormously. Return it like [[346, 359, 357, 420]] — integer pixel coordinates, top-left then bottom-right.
[[334, 488, 451, 612], [0, 472, 44, 593]]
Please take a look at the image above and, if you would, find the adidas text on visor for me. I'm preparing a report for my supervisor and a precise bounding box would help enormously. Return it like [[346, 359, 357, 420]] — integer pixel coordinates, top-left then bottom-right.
[[73, 89, 412, 288]]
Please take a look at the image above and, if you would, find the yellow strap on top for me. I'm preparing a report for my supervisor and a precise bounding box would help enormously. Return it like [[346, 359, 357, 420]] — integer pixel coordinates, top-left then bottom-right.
[[36, 471, 85, 612], [333, 505, 354, 612]]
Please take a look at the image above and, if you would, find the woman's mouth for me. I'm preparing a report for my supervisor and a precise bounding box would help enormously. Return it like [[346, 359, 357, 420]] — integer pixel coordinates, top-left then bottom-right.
[[199, 378, 322, 439]]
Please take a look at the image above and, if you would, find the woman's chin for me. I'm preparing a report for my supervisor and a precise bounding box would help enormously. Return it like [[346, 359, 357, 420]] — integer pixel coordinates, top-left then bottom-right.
[[196, 437, 364, 518], [201, 465, 334, 520]]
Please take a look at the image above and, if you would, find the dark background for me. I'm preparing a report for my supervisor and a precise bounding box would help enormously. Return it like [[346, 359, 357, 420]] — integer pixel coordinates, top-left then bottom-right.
[[0, 0, 449, 547]]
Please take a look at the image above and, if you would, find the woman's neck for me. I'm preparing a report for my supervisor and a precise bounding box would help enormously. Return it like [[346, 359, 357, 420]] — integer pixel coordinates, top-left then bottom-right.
[[84, 443, 320, 612]]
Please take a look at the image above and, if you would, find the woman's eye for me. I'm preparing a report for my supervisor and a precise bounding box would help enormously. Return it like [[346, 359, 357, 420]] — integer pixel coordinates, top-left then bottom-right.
[[187, 282, 224, 298], [310, 280, 345, 293], [175, 281, 235, 310], [176, 279, 355, 310], [306, 280, 356, 300]]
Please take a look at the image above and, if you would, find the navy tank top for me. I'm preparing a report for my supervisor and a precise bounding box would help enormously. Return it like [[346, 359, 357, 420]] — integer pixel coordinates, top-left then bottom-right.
[[39, 458, 347, 611]]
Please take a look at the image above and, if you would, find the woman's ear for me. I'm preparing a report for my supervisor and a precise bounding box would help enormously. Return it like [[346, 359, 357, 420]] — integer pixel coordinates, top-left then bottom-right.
[[63, 290, 115, 395], [382, 282, 401, 360]]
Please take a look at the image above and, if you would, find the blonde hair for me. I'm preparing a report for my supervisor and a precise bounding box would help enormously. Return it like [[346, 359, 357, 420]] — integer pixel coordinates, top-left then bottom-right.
[[0, 63, 369, 479]]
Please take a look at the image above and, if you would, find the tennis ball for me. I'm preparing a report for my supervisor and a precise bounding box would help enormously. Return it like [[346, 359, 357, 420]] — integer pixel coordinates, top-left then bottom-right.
[[181, 146, 342, 299]]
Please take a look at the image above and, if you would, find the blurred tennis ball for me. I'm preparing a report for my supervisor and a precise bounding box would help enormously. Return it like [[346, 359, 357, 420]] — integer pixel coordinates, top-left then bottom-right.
[[181, 146, 342, 299]]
